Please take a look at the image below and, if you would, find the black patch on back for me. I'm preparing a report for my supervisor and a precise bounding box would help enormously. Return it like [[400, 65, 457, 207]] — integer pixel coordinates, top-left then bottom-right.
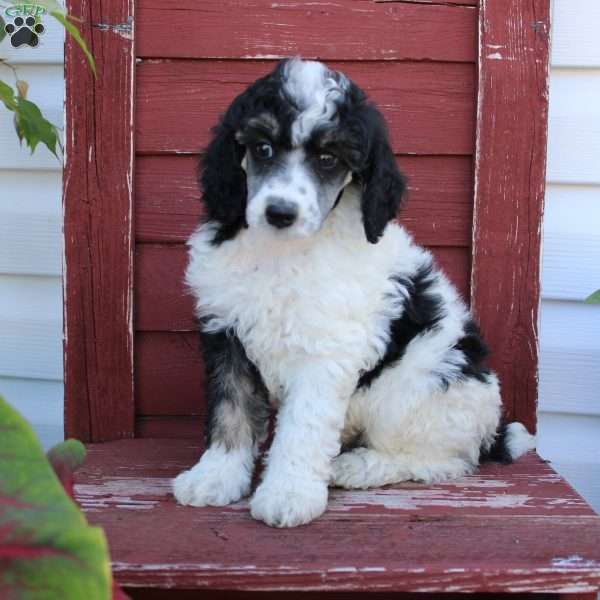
[[357, 263, 444, 389], [479, 422, 513, 464], [454, 319, 491, 383]]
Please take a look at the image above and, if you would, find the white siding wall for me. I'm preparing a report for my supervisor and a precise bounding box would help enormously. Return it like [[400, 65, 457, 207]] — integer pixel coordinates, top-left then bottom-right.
[[537, 0, 600, 513], [0, 2, 598, 512], [0, 15, 64, 449]]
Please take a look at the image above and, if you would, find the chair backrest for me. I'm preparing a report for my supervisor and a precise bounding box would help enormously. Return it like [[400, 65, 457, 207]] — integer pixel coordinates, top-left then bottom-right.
[[63, 0, 550, 442]]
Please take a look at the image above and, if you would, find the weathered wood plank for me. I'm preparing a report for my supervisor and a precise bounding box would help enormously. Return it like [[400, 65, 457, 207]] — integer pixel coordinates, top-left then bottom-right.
[[76, 445, 591, 517], [134, 245, 194, 332], [135, 332, 205, 417], [74, 441, 600, 593], [125, 590, 589, 600], [134, 245, 470, 334], [471, 0, 550, 434], [378, 0, 478, 4], [135, 155, 474, 247], [63, 0, 135, 441], [136, 60, 476, 156], [136, 416, 203, 439], [136, 0, 477, 62]]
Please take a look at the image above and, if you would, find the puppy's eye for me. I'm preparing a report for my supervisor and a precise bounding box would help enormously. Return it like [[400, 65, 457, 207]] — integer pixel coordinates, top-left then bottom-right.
[[318, 153, 338, 170], [254, 142, 274, 160]]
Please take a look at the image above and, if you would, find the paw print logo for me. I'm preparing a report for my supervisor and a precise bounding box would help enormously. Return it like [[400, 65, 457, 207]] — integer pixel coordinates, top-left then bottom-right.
[[4, 16, 45, 48]]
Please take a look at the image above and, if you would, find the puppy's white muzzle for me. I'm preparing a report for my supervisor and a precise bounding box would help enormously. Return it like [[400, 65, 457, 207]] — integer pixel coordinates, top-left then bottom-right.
[[246, 169, 322, 237]]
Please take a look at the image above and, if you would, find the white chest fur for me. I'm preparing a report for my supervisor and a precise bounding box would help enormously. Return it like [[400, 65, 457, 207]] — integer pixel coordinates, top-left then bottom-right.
[[185, 192, 425, 393]]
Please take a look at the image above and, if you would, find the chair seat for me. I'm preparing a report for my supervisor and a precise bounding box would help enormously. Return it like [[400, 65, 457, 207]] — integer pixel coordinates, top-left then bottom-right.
[[74, 439, 600, 596]]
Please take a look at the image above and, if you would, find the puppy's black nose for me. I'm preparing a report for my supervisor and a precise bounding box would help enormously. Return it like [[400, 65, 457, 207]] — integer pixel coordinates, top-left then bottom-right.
[[265, 201, 298, 229]]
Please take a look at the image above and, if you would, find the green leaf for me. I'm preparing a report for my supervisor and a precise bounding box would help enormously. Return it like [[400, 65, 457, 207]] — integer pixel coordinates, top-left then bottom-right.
[[0, 80, 61, 156], [47, 439, 87, 477], [14, 95, 62, 157], [51, 11, 96, 77], [584, 289, 600, 304], [0, 396, 112, 600], [0, 80, 18, 111], [47, 439, 87, 497]]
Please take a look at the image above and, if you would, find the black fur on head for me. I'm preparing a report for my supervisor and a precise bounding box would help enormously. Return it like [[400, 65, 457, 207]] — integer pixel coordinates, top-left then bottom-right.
[[200, 59, 406, 244], [332, 85, 407, 243], [357, 109, 407, 243], [200, 62, 295, 244]]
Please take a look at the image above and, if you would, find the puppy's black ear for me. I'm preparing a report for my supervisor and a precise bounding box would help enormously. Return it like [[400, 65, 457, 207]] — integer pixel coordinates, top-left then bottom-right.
[[200, 114, 247, 243], [358, 108, 406, 244], [200, 65, 284, 243]]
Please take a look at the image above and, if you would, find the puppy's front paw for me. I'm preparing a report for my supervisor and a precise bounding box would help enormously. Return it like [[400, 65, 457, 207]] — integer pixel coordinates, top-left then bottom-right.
[[172, 447, 251, 507], [250, 477, 328, 527], [173, 467, 248, 507]]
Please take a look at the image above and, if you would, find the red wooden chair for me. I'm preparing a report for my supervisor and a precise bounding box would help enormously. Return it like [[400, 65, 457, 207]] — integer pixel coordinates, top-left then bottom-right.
[[64, 0, 600, 597]]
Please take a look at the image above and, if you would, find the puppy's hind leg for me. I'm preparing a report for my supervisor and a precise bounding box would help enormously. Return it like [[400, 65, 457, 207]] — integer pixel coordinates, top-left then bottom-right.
[[173, 328, 269, 507], [330, 448, 474, 489], [331, 420, 535, 489]]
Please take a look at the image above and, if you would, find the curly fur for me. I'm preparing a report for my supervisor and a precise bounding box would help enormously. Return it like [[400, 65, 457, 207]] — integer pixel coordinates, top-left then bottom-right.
[[172, 58, 535, 528]]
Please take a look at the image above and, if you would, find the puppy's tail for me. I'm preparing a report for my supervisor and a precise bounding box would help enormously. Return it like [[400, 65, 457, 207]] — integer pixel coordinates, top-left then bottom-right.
[[480, 422, 536, 464]]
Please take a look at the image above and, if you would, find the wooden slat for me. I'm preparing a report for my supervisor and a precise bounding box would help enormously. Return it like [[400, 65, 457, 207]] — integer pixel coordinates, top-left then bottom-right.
[[383, 0, 478, 4], [136, 0, 477, 62], [134, 245, 470, 334], [136, 60, 476, 156], [471, 0, 550, 434], [63, 0, 135, 441], [432, 247, 470, 303], [74, 441, 600, 593], [136, 416, 202, 439], [75, 444, 594, 517], [134, 245, 194, 332], [125, 591, 586, 600], [135, 155, 474, 247], [381, 0, 478, 4], [135, 332, 205, 417]]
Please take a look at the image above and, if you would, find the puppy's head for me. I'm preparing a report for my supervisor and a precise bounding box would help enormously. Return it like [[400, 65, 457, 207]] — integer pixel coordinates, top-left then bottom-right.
[[201, 58, 406, 244]]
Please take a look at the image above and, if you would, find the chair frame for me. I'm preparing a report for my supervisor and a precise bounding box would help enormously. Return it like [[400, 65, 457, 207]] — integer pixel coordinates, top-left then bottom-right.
[[63, 0, 548, 441]]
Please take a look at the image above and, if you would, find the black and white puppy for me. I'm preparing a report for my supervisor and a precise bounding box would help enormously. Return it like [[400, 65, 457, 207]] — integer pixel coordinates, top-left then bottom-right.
[[173, 58, 535, 527]]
